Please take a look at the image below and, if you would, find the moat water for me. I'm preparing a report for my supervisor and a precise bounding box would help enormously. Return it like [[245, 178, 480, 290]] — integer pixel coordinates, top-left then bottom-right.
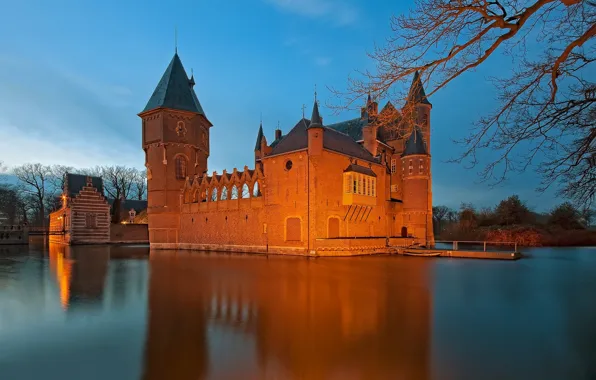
[[0, 243, 594, 380]]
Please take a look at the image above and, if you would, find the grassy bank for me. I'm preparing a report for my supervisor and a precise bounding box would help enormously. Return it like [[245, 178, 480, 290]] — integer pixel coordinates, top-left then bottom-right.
[[438, 225, 596, 247]]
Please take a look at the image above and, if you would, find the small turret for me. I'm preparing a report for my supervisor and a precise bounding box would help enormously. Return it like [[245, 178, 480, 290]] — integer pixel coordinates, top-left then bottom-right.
[[307, 97, 324, 156]]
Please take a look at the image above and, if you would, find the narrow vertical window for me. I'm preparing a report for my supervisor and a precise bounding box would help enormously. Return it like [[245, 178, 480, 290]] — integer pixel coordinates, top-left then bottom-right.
[[419, 159, 424, 174], [345, 174, 352, 193], [175, 156, 187, 180], [390, 159, 397, 174], [409, 160, 413, 175], [372, 179, 376, 196]]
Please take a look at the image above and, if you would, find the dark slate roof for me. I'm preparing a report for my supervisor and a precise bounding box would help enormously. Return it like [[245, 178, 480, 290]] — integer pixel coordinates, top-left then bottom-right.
[[268, 118, 378, 163], [142, 53, 206, 115], [326, 117, 366, 141], [343, 164, 377, 177], [255, 123, 265, 151], [107, 199, 148, 213], [65, 173, 103, 198], [402, 127, 428, 156], [269, 135, 284, 148], [407, 71, 431, 106]]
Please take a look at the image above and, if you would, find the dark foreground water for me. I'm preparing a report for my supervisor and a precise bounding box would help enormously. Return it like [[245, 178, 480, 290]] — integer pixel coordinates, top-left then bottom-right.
[[0, 243, 595, 380]]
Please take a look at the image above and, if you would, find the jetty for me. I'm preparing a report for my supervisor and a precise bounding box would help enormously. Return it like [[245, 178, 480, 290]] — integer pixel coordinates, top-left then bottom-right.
[[394, 240, 521, 260]]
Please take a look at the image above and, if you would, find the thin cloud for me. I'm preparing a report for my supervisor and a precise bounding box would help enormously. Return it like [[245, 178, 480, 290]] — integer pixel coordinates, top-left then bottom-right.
[[0, 54, 143, 169], [314, 57, 332, 66], [264, 0, 358, 26]]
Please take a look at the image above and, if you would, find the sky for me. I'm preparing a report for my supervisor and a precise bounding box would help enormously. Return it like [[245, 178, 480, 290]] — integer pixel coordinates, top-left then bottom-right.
[[0, 0, 560, 211]]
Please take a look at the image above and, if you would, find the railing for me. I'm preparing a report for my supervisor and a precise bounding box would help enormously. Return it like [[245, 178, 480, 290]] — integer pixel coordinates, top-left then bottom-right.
[[27, 226, 67, 236], [435, 240, 518, 253]]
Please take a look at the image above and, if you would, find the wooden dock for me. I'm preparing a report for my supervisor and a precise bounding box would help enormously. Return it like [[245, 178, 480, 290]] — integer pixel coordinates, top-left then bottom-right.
[[395, 240, 522, 260]]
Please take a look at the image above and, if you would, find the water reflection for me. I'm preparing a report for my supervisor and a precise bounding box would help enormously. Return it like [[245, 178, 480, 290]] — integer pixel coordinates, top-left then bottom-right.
[[48, 244, 109, 311], [143, 253, 432, 379], [1, 245, 595, 380]]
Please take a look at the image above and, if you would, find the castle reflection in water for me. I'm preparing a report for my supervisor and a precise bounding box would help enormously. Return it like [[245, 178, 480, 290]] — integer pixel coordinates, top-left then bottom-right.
[[47, 243, 432, 379]]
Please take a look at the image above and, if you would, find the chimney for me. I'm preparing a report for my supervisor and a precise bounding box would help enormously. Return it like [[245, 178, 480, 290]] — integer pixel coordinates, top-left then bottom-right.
[[275, 129, 282, 140]]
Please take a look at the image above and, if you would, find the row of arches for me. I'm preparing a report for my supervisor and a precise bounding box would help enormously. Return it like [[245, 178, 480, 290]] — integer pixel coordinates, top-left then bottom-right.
[[182, 167, 265, 204], [192, 181, 262, 203]]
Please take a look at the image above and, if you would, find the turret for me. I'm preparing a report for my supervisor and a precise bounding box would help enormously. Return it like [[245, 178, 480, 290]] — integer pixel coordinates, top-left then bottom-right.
[[138, 52, 212, 247], [400, 127, 433, 246], [307, 98, 324, 156], [361, 110, 379, 156]]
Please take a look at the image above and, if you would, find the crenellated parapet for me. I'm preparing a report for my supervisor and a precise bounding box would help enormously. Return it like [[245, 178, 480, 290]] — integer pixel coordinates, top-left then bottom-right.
[[182, 165, 265, 204]]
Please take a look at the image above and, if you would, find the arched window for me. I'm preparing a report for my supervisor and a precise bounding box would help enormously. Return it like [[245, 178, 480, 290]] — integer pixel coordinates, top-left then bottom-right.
[[231, 185, 239, 200], [175, 156, 187, 180], [253, 181, 261, 197], [221, 187, 228, 200], [210, 188, 218, 202], [241, 184, 250, 199]]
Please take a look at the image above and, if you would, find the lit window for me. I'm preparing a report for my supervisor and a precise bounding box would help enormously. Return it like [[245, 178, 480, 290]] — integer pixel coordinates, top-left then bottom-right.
[[409, 160, 413, 175], [419, 159, 424, 173], [390, 159, 397, 174], [345, 174, 352, 193], [353, 176, 357, 193], [372, 179, 376, 196], [358, 175, 363, 195], [175, 156, 187, 180]]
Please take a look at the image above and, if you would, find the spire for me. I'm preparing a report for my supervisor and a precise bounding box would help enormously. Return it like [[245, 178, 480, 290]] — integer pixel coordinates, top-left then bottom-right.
[[254, 121, 265, 151], [367, 92, 372, 105], [407, 71, 431, 106], [308, 97, 323, 129], [402, 127, 428, 156], [141, 53, 206, 115]]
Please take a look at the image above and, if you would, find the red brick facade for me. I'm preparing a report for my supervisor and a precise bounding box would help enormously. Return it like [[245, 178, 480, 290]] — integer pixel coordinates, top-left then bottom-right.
[[140, 54, 435, 255]]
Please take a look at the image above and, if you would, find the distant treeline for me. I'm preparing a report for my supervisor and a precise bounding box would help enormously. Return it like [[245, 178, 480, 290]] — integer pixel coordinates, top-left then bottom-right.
[[434, 195, 595, 247], [0, 161, 146, 227]]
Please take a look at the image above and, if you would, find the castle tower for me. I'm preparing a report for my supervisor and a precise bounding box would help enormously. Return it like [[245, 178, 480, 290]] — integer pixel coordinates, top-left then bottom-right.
[[400, 128, 434, 246], [139, 53, 212, 247]]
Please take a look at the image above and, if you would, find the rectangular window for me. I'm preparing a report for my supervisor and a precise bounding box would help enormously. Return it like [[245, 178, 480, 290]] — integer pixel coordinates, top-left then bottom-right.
[[419, 159, 424, 174], [390, 159, 397, 174], [409, 160, 413, 175], [345, 174, 352, 193], [372, 179, 376, 196], [353, 177, 358, 193]]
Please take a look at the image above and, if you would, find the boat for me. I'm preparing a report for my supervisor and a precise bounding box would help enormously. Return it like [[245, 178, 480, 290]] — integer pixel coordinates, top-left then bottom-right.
[[402, 250, 442, 257]]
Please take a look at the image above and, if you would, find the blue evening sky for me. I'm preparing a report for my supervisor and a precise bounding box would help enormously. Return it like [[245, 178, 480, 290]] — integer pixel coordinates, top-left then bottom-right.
[[0, 0, 558, 211]]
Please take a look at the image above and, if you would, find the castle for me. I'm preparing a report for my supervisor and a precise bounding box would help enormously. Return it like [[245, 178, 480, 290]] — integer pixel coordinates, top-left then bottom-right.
[[140, 53, 434, 256]]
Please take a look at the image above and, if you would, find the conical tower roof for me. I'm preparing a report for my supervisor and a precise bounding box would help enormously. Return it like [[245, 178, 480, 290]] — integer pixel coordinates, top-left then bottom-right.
[[406, 71, 431, 106], [402, 127, 428, 156], [142, 53, 206, 115], [254, 122, 265, 151], [308, 99, 323, 129]]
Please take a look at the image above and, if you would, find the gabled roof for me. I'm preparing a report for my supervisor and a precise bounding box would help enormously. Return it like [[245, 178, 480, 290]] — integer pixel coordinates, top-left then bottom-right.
[[65, 173, 103, 198], [255, 123, 265, 151], [142, 53, 206, 115], [402, 127, 428, 156], [268, 118, 378, 163], [407, 71, 431, 106]]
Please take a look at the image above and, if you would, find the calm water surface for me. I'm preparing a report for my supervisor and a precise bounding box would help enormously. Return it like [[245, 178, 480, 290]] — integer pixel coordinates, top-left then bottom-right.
[[0, 242, 595, 380]]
